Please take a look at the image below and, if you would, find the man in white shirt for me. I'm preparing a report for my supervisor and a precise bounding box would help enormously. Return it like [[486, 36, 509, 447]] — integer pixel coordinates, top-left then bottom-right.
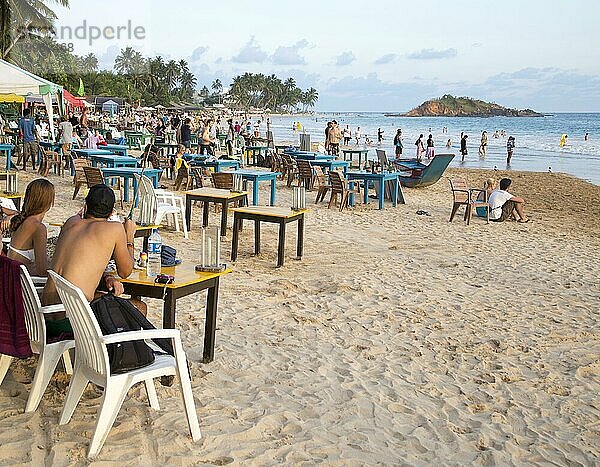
[[488, 178, 529, 223]]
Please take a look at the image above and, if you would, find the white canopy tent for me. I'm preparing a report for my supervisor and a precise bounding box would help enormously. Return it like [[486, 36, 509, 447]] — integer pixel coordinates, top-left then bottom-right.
[[0, 59, 64, 140]]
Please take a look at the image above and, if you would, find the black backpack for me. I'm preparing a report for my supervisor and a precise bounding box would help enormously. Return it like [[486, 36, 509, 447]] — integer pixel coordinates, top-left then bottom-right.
[[90, 294, 174, 374]]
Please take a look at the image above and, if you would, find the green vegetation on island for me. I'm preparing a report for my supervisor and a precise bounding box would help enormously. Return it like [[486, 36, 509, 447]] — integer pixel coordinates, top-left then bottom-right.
[[395, 95, 543, 117]]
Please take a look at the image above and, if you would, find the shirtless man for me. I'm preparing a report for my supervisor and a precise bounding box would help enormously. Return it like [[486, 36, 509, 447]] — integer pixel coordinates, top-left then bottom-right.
[[42, 184, 140, 333]]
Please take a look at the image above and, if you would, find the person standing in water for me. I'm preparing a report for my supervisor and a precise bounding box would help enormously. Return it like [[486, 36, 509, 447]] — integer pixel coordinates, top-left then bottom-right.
[[460, 134, 468, 161], [479, 131, 488, 157], [425, 134, 434, 159], [415, 134, 425, 161], [393, 129, 403, 157], [506, 136, 515, 164]]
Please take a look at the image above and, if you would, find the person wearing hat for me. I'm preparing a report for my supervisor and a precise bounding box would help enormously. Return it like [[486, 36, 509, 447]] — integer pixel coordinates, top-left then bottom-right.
[[42, 184, 145, 334]]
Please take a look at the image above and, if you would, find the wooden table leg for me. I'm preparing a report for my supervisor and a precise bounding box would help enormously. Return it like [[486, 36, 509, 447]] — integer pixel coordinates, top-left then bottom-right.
[[163, 290, 176, 329], [202, 200, 210, 227], [231, 213, 240, 261], [220, 200, 228, 236], [297, 215, 304, 259], [277, 220, 286, 267], [254, 219, 261, 255], [185, 195, 192, 229], [203, 278, 219, 363]]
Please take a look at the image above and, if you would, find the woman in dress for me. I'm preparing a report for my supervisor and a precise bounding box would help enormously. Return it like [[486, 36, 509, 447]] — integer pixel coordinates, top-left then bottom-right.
[[425, 134, 435, 159]]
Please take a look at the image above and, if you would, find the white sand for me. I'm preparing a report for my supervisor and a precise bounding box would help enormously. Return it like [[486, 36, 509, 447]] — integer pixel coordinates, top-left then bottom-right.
[[0, 165, 598, 464]]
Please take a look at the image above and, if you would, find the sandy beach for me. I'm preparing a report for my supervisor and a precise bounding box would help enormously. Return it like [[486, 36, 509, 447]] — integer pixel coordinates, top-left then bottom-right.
[[1, 165, 598, 465]]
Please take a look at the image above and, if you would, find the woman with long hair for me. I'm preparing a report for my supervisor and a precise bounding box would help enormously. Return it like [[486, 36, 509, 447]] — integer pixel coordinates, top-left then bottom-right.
[[7, 179, 55, 276]]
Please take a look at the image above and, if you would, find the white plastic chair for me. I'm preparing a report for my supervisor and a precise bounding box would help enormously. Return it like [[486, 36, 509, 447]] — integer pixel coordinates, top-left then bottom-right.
[[0, 266, 74, 412], [47, 270, 200, 458], [136, 174, 188, 238]]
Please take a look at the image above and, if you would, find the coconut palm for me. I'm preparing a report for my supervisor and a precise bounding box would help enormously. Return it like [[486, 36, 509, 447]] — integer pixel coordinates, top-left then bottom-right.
[[1, 0, 70, 60]]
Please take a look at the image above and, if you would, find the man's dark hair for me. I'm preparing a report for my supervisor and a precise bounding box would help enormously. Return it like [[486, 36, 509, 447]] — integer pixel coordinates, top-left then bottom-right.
[[23, 108, 31, 117], [85, 184, 115, 219], [500, 178, 512, 190]]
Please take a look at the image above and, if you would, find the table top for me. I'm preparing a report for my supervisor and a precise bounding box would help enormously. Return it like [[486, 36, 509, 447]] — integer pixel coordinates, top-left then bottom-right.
[[346, 171, 401, 180], [342, 148, 369, 154], [194, 159, 240, 166], [100, 167, 161, 175], [104, 144, 128, 150], [231, 205, 307, 219], [184, 188, 249, 199], [1, 192, 23, 199], [309, 159, 349, 166], [73, 148, 114, 156], [154, 143, 179, 148], [245, 146, 269, 151], [0, 144, 15, 149], [119, 263, 232, 289], [234, 169, 280, 178]]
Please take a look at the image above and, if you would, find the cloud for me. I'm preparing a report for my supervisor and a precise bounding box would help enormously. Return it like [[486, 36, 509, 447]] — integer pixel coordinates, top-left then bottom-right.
[[231, 37, 268, 63], [472, 42, 483, 48], [98, 45, 120, 70], [374, 53, 397, 65], [191, 46, 208, 61], [407, 48, 457, 60], [335, 51, 356, 66], [272, 39, 309, 65]]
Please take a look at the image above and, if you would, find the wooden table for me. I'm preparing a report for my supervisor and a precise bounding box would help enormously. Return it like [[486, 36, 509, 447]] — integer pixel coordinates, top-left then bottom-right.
[[309, 159, 349, 174], [346, 171, 406, 209], [233, 169, 280, 205], [0, 192, 24, 210], [243, 146, 269, 166], [0, 144, 15, 171], [342, 149, 369, 167], [184, 188, 248, 236], [120, 264, 232, 363], [231, 206, 307, 267], [189, 158, 241, 172], [100, 167, 162, 202], [103, 144, 128, 156]]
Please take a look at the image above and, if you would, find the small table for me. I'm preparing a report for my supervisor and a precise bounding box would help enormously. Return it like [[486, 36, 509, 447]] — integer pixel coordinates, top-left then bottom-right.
[[39, 141, 62, 153], [309, 159, 349, 175], [90, 154, 138, 169], [0, 192, 24, 210], [120, 264, 232, 363], [155, 143, 179, 156], [184, 188, 248, 236], [231, 206, 306, 267], [342, 149, 369, 167], [191, 159, 240, 172], [346, 171, 405, 209], [103, 144, 128, 156], [0, 144, 15, 171], [244, 146, 269, 166], [233, 170, 280, 206], [100, 167, 162, 202], [291, 152, 334, 161]]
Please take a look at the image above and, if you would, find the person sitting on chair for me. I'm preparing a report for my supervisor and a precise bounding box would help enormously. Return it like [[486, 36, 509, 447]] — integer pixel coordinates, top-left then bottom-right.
[[42, 184, 146, 336], [488, 178, 529, 223]]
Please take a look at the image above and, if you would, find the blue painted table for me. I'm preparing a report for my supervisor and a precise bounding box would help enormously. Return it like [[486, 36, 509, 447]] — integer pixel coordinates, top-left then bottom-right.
[[100, 167, 162, 203], [103, 144, 128, 156], [39, 141, 62, 152], [346, 171, 405, 209], [191, 159, 240, 172], [90, 154, 138, 168], [243, 146, 269, 166], [0, 144, 15, 171], [309, 159, 349, 175], [290, 152, 334, 161], [342, 149, 370, 167], [233, 169, 280, 205], [72, 148, 115, 160]]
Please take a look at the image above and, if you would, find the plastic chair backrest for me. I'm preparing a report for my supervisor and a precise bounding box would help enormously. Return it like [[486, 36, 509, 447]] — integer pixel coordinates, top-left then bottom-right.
[[328, 170, 345, 192], [83, 166, 105, 188], [19, 265, 45, 348], [211, 172, 233, 189], [136, 174, 157, 225], [314, 166, 327, 188], [450, 178, 469, 203], [48, 270, 108, 376], [297, 160, 313, 179]]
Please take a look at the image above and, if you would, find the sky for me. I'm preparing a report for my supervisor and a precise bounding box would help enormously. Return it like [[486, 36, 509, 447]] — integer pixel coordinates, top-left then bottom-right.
[[51, 0, 600, 112]]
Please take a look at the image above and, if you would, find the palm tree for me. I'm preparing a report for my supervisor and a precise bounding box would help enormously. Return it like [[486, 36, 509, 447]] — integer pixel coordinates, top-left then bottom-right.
[[1, 0, 70, 60], [165, 59, 179, 91], [81, 52, 98, 71]]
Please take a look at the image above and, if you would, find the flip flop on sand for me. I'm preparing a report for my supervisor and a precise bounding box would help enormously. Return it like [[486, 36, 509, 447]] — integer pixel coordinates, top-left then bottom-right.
[[416, 210, 431, 216], [518, 219, 531, 223]]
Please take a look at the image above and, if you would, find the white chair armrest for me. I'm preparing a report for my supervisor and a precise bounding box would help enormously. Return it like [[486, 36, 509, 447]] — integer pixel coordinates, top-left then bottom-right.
[[39, 304, 66, 314], [101, 328, 180, 345], [31, 276, 48, 285]]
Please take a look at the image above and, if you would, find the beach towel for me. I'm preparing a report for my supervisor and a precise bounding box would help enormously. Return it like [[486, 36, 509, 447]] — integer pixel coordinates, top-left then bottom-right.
[[0, 256, 32, 358]]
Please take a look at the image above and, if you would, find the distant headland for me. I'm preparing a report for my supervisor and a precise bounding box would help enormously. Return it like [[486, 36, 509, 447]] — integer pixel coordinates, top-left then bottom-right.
[[387, 95, 544, 117]]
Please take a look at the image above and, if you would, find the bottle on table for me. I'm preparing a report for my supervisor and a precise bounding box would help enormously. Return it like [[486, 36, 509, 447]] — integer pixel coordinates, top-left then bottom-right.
[[146, 229, 162, 277]]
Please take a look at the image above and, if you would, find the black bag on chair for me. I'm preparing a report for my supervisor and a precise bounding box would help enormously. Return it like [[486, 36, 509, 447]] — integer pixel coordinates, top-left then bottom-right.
[[90, 294, 174, 374]]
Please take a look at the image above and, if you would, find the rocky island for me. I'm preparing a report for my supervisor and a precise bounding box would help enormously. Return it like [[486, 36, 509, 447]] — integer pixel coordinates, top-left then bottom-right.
[[390, 95, 543, 117]]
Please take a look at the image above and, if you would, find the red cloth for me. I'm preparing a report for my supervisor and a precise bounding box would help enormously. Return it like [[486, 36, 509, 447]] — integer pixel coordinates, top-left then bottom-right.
[[0, 256, 32, 358]]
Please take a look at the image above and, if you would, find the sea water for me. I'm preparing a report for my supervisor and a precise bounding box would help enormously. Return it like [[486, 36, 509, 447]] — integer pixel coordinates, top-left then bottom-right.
[[263, 113, 600, 185]]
